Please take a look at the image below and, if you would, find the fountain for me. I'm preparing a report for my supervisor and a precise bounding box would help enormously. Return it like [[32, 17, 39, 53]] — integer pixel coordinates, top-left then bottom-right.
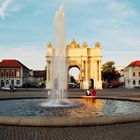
[[0, 5, 140, 126], [50, 4, 67, 98], [44, 4, 75, 107]]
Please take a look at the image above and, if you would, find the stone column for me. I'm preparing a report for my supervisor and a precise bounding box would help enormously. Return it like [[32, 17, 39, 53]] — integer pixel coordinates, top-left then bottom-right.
[[83, 60, 86, 81], [97, 60, 99, 81], [90, 59, 94, 79], [95, 60, 102, 89], [83, 59, 89, 89], [88, 60, 91, 80], [81, 56, 84, 81], [99, 60, 102, 81], [46, 60, 51, 89], [85, 60, 88, 81], [93, 60, 98, 89], [48, 61, 50, 81], [94, 60, 97, 83]]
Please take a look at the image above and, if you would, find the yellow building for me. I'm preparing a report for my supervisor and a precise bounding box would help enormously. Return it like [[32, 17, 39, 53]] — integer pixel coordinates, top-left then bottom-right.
[[46, 39, 102, 89]]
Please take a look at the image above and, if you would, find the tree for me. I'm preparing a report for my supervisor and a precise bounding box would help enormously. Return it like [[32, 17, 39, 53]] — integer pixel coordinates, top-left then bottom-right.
[[102, 61, 120, 84]]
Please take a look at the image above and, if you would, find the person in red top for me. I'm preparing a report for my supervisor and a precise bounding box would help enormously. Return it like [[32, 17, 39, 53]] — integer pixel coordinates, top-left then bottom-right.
[[91, 88, 96, 96], [86, 86, 96, 96]]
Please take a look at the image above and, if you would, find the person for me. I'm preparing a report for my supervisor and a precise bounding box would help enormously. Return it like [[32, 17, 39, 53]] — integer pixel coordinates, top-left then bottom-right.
[[10, 83, 14, 93], [91, 88, 96, 96], [86, 89, 91, 96]]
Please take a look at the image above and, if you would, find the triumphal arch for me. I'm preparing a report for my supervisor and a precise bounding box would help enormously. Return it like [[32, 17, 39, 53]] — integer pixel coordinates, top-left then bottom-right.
[[46, 39, 102, 89]]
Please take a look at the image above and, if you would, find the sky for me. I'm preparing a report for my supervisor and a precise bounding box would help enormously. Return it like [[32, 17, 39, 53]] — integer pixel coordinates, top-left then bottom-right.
[[0, 0, 140, 70]]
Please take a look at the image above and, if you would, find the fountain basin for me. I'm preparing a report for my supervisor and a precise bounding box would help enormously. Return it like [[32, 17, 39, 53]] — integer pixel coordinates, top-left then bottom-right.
[[0, 97, 140, 126], [0, 112, 140, 126]]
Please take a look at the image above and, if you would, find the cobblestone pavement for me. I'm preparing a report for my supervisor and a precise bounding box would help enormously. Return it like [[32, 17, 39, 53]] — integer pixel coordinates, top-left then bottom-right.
[[0, 122, 140, 140]]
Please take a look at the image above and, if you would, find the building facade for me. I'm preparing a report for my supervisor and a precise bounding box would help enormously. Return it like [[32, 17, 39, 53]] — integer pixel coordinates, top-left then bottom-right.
[[29, 70, 46, 87], [46, 39, 102, 89], [0, 59, 30, 88], [124, 60, 140, 89]]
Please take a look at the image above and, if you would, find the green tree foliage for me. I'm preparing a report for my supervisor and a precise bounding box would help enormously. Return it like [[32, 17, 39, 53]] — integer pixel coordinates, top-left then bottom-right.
[[102, 61, 120, 82]]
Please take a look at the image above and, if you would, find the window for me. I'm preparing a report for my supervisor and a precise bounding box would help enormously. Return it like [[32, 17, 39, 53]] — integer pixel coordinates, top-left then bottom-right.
[[16, 71, 20, 77], [9, 70, 11, 77], [128, 80, 129, 84], [16, 80, 20, 85], [11, 80, 14, 85], [1, 72, 3, 78], [6, 80, 9, 85], [133, 72, 135, 77], [11, 72, 14, 77], [1, 80, 4, 87], [6, 72, 8, 77], [4, 69, 5, 76], [15, 70, 16, 77], [133, 80, 136, 85]]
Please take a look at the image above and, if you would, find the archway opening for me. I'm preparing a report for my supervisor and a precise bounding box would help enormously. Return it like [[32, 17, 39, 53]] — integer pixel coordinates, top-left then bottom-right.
[[68, 66, 80, 89]]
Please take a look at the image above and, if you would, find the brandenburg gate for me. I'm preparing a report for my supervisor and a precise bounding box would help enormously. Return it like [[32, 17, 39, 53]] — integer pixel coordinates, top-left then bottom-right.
[[46, 39, 102, 89]]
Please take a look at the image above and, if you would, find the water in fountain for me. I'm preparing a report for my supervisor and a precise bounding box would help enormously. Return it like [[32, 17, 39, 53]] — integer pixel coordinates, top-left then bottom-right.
[[51, 4, 67, 98], [42, 4, 71, 107]]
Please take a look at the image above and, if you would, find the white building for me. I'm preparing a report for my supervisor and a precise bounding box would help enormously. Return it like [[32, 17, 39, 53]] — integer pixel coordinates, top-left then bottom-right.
[[124, 60, 140, 89]]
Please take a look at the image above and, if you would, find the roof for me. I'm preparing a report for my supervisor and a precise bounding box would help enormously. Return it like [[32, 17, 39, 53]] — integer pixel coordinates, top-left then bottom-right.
[[0, 59, 29, 70], [127, 60, 140, 67]]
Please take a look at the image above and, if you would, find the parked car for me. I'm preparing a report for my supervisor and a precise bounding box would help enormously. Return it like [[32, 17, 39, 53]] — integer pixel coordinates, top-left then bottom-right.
[[69, 83, 80, 88], [1, 86, 16, 92], [1, 86, 10, 91]]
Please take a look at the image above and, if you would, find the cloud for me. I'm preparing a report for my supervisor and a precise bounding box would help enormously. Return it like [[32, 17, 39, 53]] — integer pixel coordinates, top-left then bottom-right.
[[0, 45, 46, 69], [102, 50, 140, 67], [108, 2, 137, 19], [9, 4, 24, 13], [65, 0, 95, 4], [53, 0, 97, 5], [0, 0, 13, 18]]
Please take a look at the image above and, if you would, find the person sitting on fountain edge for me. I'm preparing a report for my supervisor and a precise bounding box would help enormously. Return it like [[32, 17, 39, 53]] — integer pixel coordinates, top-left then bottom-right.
[[86, 87, 96, 96], [86, 89, 91, 96], [91, 88, 96, 96]]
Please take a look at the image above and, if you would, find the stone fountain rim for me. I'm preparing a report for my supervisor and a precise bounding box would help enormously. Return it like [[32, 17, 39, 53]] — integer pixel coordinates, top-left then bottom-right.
[[0, 96, 140, 126]]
